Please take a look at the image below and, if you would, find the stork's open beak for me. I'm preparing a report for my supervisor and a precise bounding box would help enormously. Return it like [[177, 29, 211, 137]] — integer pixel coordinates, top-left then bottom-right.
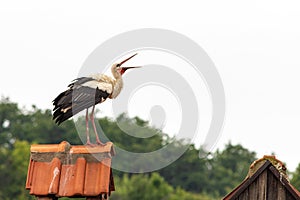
[[119, 53, 141, 75]]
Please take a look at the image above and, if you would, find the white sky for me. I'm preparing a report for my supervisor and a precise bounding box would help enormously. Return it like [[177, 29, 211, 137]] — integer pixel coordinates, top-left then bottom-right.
[[1, 1, 300, 171]]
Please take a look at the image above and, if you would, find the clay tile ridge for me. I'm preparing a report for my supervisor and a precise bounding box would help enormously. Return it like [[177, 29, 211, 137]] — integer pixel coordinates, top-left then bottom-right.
[[26, 141, 115, 198]]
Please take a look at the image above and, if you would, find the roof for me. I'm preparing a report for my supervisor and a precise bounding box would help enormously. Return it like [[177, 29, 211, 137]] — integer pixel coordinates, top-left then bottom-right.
[[223, 155, 300, 200], [26, 141, 115, 198]]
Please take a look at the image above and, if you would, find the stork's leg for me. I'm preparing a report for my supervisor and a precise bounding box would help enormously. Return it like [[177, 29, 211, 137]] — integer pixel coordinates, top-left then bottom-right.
[[90, 105, 104, 145], [85, 108, 92, 145]]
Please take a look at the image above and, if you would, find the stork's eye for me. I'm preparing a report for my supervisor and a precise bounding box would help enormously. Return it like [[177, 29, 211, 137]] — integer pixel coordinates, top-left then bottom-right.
[[116, 64, 121, 67]]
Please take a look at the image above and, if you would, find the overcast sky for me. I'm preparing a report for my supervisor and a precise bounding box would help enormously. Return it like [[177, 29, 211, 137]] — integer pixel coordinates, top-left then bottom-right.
[[1, 1, 300, 171]]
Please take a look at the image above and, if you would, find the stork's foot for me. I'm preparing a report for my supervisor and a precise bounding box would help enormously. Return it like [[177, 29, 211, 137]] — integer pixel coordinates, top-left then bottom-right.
[[85, 140, 105, 147], [96, 140, 105, 146], [85, 141, 97, 147]]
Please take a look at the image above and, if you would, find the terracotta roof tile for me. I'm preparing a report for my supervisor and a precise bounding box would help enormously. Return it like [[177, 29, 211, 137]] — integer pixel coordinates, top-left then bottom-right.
[[26, 141, 115, 198]]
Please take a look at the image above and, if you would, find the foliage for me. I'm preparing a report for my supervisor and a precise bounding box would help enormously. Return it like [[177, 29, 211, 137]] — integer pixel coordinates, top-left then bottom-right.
[[208, 142, 257, 197], [159, 144, 211, 193], [111, 173, 173, 200], [158, 142, 257, 197], [0, 97, 81, 147], [111, 173, 212, 200], [291, 163, 300, 190], [99, 113, 164, 152], [0, 140, 34, 200]]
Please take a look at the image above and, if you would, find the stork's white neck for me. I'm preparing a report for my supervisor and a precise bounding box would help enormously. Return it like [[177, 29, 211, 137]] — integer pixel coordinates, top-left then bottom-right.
[[110, 77, 123, 99]]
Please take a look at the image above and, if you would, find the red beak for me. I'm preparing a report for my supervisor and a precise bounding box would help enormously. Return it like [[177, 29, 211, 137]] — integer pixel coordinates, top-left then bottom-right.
[[120, 66, 141, 75], [119, 53, 141, 75]]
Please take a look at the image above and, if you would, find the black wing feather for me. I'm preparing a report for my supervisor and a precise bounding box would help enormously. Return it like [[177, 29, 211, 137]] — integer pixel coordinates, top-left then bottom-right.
[[52, 78, 110, 125]]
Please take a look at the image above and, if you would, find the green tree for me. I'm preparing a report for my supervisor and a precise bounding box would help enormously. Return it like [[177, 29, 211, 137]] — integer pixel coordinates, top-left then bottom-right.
[[0, 140, 33, 199], [0, 97, 20, 147], [208, 142, 257, 197], [111, 173, 172, 200], [111, 173, 212, 200], [170, 187, 213, 200], [99, 113, 163, 153], [159, 144, 211, 194], [0, 97, 81, 146], [98, 114, 167, 176], [291, 163, 300, 190], [159, 141, 257, 198]]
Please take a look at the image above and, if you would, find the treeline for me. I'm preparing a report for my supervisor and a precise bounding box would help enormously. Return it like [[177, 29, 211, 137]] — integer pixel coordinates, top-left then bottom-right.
[[0, 97, 300, 199]]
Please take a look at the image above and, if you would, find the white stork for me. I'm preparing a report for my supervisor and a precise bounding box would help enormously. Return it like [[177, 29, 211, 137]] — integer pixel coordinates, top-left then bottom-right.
[[52, 53, 140, 145]]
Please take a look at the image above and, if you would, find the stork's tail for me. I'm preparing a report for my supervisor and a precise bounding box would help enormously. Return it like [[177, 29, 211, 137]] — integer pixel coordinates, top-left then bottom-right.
[[52, 89, 75, 125]]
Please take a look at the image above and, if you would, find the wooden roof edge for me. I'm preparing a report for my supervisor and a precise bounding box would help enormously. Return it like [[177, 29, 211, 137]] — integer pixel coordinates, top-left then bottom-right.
[[223, 160, 272, 200], [268, 165, 300, 199], [223, 160, 300, 200]]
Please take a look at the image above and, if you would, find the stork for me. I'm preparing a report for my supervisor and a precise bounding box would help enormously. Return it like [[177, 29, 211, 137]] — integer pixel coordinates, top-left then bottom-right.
[[52, 53, 140, 145]]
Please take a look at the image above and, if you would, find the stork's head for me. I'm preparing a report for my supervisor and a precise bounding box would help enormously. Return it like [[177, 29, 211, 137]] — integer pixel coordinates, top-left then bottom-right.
[[112, 53, 140, 77]]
